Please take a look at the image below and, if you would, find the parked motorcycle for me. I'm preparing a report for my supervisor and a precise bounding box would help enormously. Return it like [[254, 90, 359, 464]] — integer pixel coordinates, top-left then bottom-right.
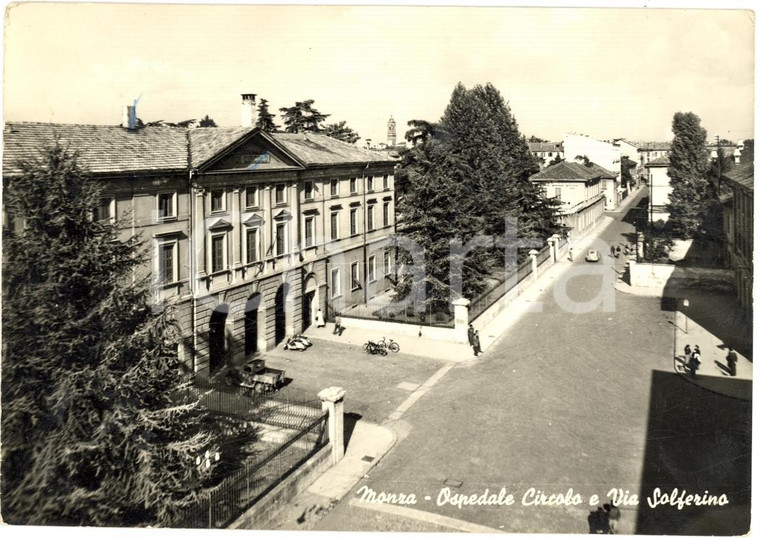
[[363, 340, 388, 356], [284, 336, 308, 351]]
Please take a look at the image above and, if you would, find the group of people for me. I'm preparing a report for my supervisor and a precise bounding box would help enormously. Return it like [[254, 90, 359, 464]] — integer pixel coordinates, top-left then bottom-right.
[[589, 501, 621, 534], [609, 244, 633, 258], [467, 324, 482, 356]]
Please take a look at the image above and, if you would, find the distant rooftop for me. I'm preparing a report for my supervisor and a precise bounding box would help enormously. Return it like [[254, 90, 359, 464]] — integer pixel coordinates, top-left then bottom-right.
[[529, 159, 617, 182]]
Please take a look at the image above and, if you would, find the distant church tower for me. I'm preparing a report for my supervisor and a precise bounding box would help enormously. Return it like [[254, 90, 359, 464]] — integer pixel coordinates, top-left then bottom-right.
[[387, 116, 397, 148]]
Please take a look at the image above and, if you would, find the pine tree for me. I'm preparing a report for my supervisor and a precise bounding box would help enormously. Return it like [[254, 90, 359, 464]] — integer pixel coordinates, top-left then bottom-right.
[[665, 112, 713, 239], [255, 99, 277, 132], [279, 100, 330, 133], [199, 115, 217, 128], [323, 121, 361, 144], [1, 144, 222, 526]]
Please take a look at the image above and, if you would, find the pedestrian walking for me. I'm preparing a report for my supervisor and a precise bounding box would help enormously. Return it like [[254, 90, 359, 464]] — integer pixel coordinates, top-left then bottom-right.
[[472, 330, 482, 356], [467, 324, 475, 346], [683, 344, 691, 359], [610, 245, 616, 258], [333, 315, 344, 336], [624, 244, 630, 256], [315, 308, 325, 328], [726, 348, 738, 377], [569, 247, 574, 261], [604, 502, 621, 534], [688, 346, 701, 377], [615, 245, 621, 257]]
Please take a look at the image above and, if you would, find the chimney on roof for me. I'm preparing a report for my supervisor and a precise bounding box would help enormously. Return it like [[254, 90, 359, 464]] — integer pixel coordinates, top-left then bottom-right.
[[121, 105, 137, 130], [241, 93, 257, 128]]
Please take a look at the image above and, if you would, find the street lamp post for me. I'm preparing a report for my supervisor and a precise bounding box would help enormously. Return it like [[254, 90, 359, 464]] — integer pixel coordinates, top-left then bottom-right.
[[683, 299, 690, 334]]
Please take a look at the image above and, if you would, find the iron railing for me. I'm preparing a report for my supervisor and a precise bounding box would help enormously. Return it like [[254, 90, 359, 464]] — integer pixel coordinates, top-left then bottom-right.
[[175, 413, 328, 529], [468, 245, 551, 322], [341, 302, 455, 328]]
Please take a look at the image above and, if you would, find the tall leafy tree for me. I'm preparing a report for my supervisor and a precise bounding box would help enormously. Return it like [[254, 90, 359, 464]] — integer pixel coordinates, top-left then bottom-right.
[[665, 112, 714, 239], [199, 115, 217, 128], [2, 144, 221, 526], [323, 121, 360, 144], [279, 99, 330, 133], [395, 83, 562, 310], [255, 99, 277, 132]]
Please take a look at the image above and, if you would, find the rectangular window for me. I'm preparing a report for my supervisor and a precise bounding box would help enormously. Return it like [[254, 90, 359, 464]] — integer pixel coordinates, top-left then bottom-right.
[[383, 175, 389, 190], [275, 222, 287, 255], [330, 211, 339, 240], [304, 181, 314, 200], [157, 192, 176, 219], [331, 267, 341, 298], [383, 202, 390, 227], [384, 250, 392, 275], [367, 205, 375, 231], [211, 234, 225, 273], [158, 240, 177, 284], [245, 186, 258, 208], [367, 176, 374, 192], [330, 179, 339, 197], [350, 262, 360, 290], [275, 183, 287, 205], [553, 187, 562, 201], [246, 228, 259, 263], [210, 190, 225, 213], [350, 208, 358, 236], [304, 216, 315, 248], [368, 255, 376, 282], [95, 197, 114, 222], [350, 177, 358, 194]]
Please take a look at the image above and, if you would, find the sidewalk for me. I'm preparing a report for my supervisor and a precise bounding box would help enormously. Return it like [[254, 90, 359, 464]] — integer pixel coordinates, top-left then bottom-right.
[[265, 419, 397, 530], [673, 313, 752, 401]]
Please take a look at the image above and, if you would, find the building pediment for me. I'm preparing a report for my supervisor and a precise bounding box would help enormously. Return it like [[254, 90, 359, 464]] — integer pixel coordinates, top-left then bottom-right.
[[207, 217, 232, 231], [195, 129, 304, 174], [243, 214, 265, 227]]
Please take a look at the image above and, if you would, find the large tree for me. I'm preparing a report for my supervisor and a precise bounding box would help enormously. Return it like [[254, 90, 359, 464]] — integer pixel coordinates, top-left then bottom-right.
[[255, 99, 277, 132], [279, 99, 330, 133], [395, 83, 562, 310], [323, 120, 360, 144], [665, 112, 715, 239], [2, 144, 221, 526]]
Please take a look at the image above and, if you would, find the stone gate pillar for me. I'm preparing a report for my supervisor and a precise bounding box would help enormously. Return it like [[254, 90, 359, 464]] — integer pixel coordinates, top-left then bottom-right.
[[319, 386, 346, 465], [452, 297, 471, 344], [529, 249, 539, 281]]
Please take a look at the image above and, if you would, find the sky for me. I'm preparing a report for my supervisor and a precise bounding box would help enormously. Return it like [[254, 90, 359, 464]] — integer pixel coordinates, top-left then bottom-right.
[[3, 2, 755, 146]]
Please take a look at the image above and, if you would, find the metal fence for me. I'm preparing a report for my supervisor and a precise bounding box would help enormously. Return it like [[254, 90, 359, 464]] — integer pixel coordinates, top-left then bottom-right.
[[468, 245, 551, 322], [173, 385, 328, 529], [175, 413, 328, 529]]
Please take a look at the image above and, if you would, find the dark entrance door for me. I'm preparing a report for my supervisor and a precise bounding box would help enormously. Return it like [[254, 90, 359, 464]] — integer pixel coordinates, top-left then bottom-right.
[[274, 283, 289, 345], [209, 304, 229, 374], [303, 290, 315, 332], [244, 293, 261, 356]]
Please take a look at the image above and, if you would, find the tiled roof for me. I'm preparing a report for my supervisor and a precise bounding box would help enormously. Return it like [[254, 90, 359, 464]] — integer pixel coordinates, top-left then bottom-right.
[[188, 127, 251, 167], [645, 156, 670, 167], [528, 141, 563, 152], [3, 122, 188, 176], [271, 132, 398, 166], [529, 160, 617, 181], [723, 162, 753, 191], [3, 123, 398, 177], [635, 141, 671, 151]]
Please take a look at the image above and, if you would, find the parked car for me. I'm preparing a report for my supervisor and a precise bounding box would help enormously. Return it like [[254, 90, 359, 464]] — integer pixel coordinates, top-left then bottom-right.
[[585, 249, 600, 262]]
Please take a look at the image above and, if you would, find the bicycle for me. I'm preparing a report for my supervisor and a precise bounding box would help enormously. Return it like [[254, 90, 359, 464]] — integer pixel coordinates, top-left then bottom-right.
[[363, 340, 387, 356], [378, 336, 400, 353]]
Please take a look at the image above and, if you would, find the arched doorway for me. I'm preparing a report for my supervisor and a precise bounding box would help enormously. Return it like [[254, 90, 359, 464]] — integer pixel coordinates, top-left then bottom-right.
[[209, 304, 229, 374], [244, 293, 262, 357], [302, 274, 318, 333], [274, 283, 289, 345]]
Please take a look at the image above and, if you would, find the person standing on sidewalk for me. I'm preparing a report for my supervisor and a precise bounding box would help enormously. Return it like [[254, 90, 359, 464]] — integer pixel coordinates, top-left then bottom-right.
[[472, 330, 481, 357], [467, 323, 475, 346], [315, 308, 325, 328], [688, 346, 701, 377], [604, 502, 621, 534], [726, 347, 738, 377]]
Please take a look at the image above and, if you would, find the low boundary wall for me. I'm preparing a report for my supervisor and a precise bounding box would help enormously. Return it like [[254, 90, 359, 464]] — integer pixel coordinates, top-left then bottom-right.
[[629, 261, 734, 291]]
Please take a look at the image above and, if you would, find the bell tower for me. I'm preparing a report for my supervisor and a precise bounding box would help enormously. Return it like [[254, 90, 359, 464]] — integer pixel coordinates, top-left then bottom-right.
[[387, 115, 397, 148]]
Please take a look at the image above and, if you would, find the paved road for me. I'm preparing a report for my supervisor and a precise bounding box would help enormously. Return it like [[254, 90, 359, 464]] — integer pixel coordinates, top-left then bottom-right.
[[314, 191, 751, 534]]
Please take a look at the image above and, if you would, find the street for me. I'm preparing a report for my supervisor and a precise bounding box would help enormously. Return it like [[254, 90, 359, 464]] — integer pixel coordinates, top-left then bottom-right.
[[273, 189, 751, 534]]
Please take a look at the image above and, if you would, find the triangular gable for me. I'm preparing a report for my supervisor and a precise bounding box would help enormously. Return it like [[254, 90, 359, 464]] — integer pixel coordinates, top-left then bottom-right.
[[243, 214, 265, 227], [198, 129, 306, 174], [207, 217, 232, 231]]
